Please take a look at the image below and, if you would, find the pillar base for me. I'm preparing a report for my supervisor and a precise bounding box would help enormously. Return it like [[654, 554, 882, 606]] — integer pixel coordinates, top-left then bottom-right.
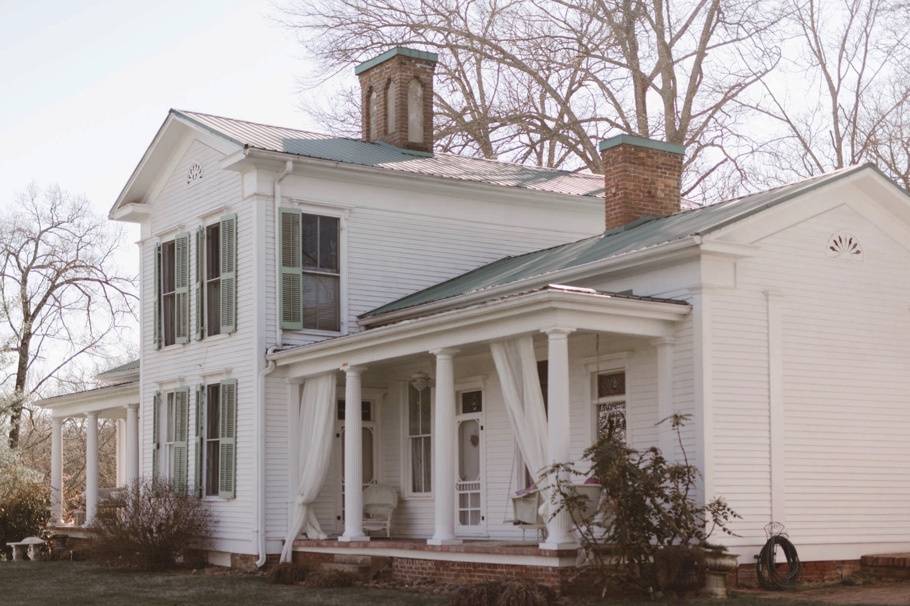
[[338, 534, 370, 543], [539, 540, 579, 551], [427, 537, 462, 546]]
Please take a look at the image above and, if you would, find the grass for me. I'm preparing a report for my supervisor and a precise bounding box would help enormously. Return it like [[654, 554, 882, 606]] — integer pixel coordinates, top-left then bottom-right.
[[0, 561, 445, 606], [0, 560, 882, 606]]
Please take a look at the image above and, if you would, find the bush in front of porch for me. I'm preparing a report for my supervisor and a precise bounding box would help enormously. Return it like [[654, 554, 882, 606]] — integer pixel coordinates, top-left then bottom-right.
[[0, 443, 48, 559], [550, 414, 739, 598]]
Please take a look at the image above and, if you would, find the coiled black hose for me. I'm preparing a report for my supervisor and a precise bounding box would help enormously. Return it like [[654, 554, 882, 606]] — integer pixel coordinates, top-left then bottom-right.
[[756, 535, 801, 590]]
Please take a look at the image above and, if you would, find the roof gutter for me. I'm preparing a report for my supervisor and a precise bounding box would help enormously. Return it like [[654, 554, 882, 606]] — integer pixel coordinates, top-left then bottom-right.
[[359, 235, 702, 327]]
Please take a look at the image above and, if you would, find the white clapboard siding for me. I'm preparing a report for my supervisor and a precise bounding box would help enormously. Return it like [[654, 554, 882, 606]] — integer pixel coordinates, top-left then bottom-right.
[[709, 201, 910, 556], [140, 139, 256, 554]]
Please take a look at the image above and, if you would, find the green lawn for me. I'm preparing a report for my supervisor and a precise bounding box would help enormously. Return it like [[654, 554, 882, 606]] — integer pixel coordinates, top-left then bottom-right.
[[0, 561, 882, 606]]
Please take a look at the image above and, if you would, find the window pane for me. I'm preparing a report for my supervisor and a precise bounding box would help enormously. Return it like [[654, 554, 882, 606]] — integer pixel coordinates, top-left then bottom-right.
[[301, 214, 318, 268], [597, 372, 626, 398], [461, 391, 482, 414], [361, 401, 372, 422], [206, 279, 221, 336], [458, 419, 480, 482], [161, 241, 176, 293], [206, 441, 220, 496], [419, 388, 431, 434], [337, 399, 345, 421], [597, 400, 626, 441], [410, 437, 424, 492], [206, 223, 221, 280], [302, 274, 340, 331], [319, 216, 339, 272], [408, 387, 420, 435], [207, 386, 220, 439], [422, 437, 432, 492], [163, 294, 176, 346], [362, 428, 374, 484]]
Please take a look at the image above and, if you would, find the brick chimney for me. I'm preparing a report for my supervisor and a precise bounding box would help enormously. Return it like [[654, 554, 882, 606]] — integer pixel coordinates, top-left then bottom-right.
[[599, 135, 685, 230], [355, 47, 437, 153]]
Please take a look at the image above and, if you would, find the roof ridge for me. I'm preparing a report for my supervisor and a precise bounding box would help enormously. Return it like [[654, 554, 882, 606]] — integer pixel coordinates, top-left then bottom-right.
[[174, 109, 604, 181]]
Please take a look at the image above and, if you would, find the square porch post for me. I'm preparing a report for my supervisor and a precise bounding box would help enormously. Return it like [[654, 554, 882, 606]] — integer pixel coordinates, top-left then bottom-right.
[[340, 365, 369, 542], [428, 348, 460, 545], [50, 417, 64, 525], [540, 328, 578, 551], [85, 411, 99, 526], [126, 403, 139, 485]]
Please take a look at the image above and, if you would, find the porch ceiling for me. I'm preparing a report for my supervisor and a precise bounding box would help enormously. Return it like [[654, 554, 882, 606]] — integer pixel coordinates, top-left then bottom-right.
[[271, 285, 690, 379], [35, 381, 139, 419]]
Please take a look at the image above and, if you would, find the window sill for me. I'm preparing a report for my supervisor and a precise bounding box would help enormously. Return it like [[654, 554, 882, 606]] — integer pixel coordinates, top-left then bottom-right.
[[160, 342, 187, 351], [201, 495, 233, 503], [199, 332, 231, 344], [402, 492, 433, 501], [285, 328, 343, 338]]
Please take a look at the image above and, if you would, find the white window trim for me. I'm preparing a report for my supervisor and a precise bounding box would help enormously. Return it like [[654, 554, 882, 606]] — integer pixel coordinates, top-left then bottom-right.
[[157, 387, 188, 483], [282, 200, 350, 336], [400, 381, 434, 500]]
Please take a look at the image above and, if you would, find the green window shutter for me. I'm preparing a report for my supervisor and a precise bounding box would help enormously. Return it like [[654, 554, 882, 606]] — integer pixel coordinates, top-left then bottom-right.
[[195, 227, 205, 340], [154, 243, 162, 349], [172, 389, 189, 494], [279, 209, 302, 330], [194, 385, 205, 498], [174, 233, 190, 344], [220, 214, 238, 334], [219, 379, 237, 499], [152, 391, 161, 478]]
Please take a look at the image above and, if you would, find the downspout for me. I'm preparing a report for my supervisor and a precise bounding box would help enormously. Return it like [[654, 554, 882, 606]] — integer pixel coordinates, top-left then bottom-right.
[[274, 160, 294, 348], [256, 348, 277, 568]]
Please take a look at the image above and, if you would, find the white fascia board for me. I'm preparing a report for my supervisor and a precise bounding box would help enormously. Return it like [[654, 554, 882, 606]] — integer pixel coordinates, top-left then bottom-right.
[[360, 237, 701, 328], [270, 290, 690, 378], [221, 148, 604, 214], [36, 382, 140, 418]]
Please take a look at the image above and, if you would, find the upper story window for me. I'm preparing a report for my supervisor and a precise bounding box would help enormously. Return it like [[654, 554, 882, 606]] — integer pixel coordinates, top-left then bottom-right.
[[280, 209, 341, 332], [155, 234, 190, 347], [195, 215, 237, 339]]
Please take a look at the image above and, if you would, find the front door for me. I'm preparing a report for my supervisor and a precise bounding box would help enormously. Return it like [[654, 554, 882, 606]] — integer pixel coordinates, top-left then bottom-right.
[[456, 390, 484, 533], [335, 399, 377, 532]]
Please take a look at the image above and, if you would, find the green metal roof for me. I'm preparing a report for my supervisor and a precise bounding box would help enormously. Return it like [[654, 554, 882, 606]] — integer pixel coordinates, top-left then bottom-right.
[[354, 47, 439, 75], [96, 358, 139, 378], [363, 164, 871, 319], [598, 134, 685, 155]]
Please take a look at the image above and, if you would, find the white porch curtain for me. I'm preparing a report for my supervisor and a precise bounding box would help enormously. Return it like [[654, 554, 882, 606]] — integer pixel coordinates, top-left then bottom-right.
[[490, 336, 549, 486], [279, 372, 336, 563]]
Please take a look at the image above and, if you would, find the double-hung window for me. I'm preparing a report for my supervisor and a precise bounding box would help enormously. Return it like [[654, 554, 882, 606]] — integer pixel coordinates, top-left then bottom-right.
[[152, 389, 189, 493], [192, 380, 237, 498], [407, 383, 432, 494], [155, 234, 190, 347], [279, 210, 341, 332], [594, 370, 627, 441], [194, 215, 237, 339]]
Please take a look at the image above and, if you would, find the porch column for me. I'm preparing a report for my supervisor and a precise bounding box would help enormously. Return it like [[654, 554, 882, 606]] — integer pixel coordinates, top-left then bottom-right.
[[85, 411, 99, 526], [340, 365, 368, 542], [429, 348, 460, 545], [50, 417, 64, 525], [126, 404, 139, 485], [541, 328, 578, 550], [655, 338, 676, 458]]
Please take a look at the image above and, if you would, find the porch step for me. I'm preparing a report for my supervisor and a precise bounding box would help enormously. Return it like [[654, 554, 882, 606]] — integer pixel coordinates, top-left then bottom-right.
[[321, 555, 392, 580]]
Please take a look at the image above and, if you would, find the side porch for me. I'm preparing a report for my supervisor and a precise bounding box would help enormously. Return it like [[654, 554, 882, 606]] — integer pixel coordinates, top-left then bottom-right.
[[269, 285, 693, 579]]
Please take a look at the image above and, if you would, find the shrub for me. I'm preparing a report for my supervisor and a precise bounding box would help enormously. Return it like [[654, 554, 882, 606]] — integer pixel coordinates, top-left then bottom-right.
[[269, 562, 307, 585], [0, 447, 49, 559], [549, 414, 739, 596], [449, 581, 554, 606], [90, 478, 210, 570], [301, 567, 355, 588]]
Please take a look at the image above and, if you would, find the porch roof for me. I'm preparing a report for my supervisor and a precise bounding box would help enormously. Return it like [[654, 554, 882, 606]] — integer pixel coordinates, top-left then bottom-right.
[[34, 381, 139, 419], [270, 284, 689, 378]]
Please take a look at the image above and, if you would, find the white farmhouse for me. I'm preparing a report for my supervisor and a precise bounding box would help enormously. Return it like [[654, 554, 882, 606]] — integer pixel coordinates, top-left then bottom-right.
[[38, 47, 910, 588]]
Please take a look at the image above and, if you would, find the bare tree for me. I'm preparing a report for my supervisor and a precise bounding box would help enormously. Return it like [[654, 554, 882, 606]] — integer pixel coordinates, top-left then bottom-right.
[[278, 0, 783, 200], [0, 185, 136, 450], [867, 79, 910, 189], [750, 0, 910, 180]]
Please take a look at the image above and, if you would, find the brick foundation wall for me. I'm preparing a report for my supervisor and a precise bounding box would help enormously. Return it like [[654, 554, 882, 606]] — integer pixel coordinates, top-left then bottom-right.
[[733, 559, 862, 588], [390, 557, 574, 592]]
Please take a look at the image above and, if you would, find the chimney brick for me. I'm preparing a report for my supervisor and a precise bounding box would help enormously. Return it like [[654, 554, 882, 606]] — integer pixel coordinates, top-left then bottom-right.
[[599, 135, 684, 229], [355, 47, 437, 153]]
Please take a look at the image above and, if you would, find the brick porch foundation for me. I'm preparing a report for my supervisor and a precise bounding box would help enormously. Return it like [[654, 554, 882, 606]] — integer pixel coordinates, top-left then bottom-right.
[[734, 559, 862, 588]]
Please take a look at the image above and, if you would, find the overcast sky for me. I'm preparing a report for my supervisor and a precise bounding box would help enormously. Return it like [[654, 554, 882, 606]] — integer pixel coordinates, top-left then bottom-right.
[[0, 0, 318, 243]]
